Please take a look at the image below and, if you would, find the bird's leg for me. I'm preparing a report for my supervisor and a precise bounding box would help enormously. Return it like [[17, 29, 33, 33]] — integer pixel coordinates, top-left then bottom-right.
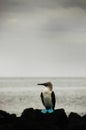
[[41, 109, 47, 113], [47, 108, 54, 113]]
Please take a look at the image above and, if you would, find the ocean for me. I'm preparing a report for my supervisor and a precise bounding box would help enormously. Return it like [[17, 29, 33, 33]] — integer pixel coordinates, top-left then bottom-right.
[[0, 77, 86, 116]]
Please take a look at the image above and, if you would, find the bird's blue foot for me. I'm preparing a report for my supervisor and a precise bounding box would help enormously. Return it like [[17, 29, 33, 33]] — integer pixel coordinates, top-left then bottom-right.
[[41, 109, 47, 113], [47, 108, 54, 113]]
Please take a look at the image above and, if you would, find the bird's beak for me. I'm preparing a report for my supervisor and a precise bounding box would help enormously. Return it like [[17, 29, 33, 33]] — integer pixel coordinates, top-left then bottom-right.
[[37, 83, 45, 86]]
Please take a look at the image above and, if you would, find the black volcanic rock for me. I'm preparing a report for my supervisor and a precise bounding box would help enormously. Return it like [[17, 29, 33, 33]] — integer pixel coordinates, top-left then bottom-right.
[[0, 110, 17, 130], [21, 108, 68, 130], [0, 108, 86, 130], [67, 112, 86, 130], [0, 110, 16, 124]]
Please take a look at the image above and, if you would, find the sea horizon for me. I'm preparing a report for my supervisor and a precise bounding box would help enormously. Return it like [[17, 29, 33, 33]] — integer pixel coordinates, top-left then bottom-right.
[[0, 77, 86, 116]]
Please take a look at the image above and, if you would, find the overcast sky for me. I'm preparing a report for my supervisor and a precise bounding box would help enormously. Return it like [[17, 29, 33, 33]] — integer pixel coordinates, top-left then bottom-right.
[[0, 0, 86, 77]]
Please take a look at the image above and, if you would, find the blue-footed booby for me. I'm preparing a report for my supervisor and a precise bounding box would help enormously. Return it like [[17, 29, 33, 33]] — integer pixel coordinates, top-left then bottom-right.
[[37, 82, 56, 113]]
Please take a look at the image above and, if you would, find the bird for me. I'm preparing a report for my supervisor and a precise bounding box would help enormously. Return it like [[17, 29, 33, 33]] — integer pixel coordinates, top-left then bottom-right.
[[37, 82, 56, 113]]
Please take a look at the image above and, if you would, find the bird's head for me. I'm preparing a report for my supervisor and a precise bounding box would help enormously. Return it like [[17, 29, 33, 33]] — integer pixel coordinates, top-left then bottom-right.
[[37, 82, 53, 91]]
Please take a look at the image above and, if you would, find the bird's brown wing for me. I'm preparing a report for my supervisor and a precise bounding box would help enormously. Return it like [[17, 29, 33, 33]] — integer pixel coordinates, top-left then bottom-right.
[[40, 92, 45, 107], [51, 91, 56, 109]]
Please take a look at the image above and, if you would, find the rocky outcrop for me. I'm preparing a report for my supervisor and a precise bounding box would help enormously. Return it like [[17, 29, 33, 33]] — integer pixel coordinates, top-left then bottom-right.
[[67, 112, 86, 130], [0, 108, 86, 130]]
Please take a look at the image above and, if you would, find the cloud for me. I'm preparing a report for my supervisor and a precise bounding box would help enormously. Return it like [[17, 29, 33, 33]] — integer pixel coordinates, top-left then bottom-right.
[[1, 0, 86, 13], [0, 0, 86, 77], [63, 0, 86, 10], [1, 0, 86, 38], [38, 7, 86, 35]]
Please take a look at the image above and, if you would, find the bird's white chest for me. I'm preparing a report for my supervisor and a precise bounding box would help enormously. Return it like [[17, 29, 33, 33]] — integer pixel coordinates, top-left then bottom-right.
[[43, 88, 52, 106], [43, 91, 51, 99]]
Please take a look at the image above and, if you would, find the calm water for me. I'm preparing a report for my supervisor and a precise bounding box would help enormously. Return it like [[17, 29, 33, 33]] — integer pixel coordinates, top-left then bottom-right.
[[0, 77, 86, 116]]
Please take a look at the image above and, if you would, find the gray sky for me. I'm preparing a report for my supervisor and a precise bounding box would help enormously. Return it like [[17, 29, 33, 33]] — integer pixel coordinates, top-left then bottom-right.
[[0, 0, 86, 77]]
